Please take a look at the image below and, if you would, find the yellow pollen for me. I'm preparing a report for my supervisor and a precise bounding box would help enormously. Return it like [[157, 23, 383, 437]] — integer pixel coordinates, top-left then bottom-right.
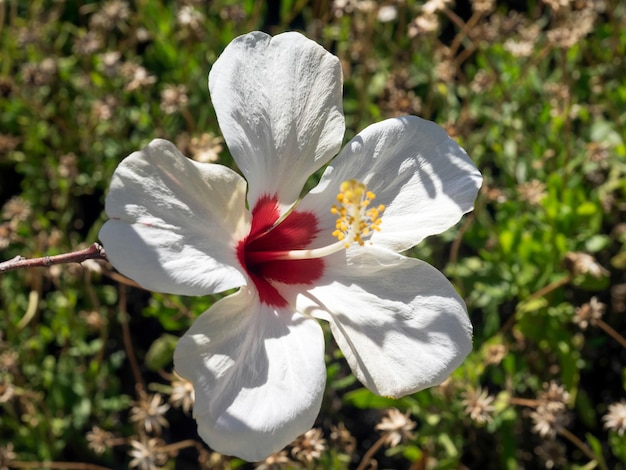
[[331, 179, 385, 248]]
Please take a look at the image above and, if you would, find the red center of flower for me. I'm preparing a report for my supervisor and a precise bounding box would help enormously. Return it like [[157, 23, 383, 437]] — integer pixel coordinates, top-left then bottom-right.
[[236, 195, 324, 307]]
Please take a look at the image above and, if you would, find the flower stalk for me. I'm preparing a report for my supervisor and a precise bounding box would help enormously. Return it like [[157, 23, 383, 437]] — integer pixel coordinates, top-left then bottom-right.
[[595, 319, 626, 349], [558, 427, 607, 470], [355, 435, 387, 470]]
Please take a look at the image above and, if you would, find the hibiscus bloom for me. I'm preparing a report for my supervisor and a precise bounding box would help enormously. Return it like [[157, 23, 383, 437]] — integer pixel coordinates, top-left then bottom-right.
[[99, 31, 482, 461]]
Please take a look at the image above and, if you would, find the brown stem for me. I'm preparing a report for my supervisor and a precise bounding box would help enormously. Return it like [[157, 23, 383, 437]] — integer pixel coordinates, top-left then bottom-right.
[[447, 9, 482, 59], [355, 435, 387, 470], [83, 268, 107, 367], [0, 243, 107, 274], [162, 439, 202, 455], [509, 397, 540, 408], [596, 319, 626, 349], [119, 285, 145, 396], [102, 269, 144, 290], [558, 427, 607, 470], [107, 437, 128, 447], [527, 275, 571, 302], [441, 7, 466, 32], [180, 108, 196, 133], [500, 275, 571, 333], [508, 398, 605, 467], [449, 214, 473, 266]]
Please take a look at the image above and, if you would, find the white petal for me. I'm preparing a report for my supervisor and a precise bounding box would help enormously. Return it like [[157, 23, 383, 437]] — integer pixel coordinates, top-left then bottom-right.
[[281, 246, 472, 397], [299, 116, 482, 252], [209, 31, 345, 212], [174, 288, 326, 461], [99, 139, 249, 295]]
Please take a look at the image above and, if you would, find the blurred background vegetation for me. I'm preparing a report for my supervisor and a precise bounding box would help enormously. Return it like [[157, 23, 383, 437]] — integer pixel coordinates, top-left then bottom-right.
[[1, 0, 625, 469]]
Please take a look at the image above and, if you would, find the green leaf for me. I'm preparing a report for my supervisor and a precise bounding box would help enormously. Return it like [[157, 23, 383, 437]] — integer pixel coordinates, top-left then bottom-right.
[[517, 297, 548, 314], [144, 334, 178, 371], [611, 250, 626, 270], [402, 445, 423, 462], [586, 433, 609, 470], [343, 388, 405, 410], [437, 432, 458, 458], [608, 432, 626, 463], [586, 235, 611, 252]]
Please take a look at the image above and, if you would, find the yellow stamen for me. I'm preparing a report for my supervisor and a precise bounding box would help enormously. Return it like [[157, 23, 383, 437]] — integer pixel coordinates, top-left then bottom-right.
[[269, 180, 385, 261], [331, 179, 385, 248]]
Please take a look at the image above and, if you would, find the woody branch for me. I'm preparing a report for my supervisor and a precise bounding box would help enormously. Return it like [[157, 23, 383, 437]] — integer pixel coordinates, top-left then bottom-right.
[[0, 243, 107, 273]]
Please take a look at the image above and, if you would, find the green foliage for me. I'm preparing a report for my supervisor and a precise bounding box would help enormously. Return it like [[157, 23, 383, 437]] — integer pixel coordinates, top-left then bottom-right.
[[1, 0, 625, 469]]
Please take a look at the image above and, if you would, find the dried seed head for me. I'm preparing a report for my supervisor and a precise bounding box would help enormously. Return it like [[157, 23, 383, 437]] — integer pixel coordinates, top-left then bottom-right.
[[73, 31, 103, 55], [0, 376, 15, 404], [2, 197, 31, 223], [472, 0, 495, 14], [198, 449, 231, 470], [80, 310, 106, 332], [375, 408, 416, 447], [98, 52, 122, 77], [92, 95, 119, 121], [470, 70, 495, 94], [0, 350, 18, 372], [573, 297, 606, 330], [189, 133, 224, 163], [546, 7, 596, 48], [169, 372, 195, 414], [517, 180, 547, 206], [542, 0, 569, 13], [291, 428, 327, 464], [86, 426, 115, 455], [129, 394, 170, 435], [484, 343, 508, 366], [408, 13, 440, 37], [422, 0, 452, 14], [90, 0, 131, 31], [564, 252, 608, 278], [381, 70, 422, 117], [462, 387, 496, 424], [177, 5, 205, 31], [219, 4, 247, 22], [530, 403, 570, 438], [160, 85, 189, 114], [254, 450, 295, 470], [21, 59, 57, 87], [537, 381, 571, 410], [330, 422, 356, 455], [603, 401, 626, 436], [0, 443, 18, 469], [377, 5, 398, 22], [0, 133, 19, 153], [128, 437, 168, 470], [121, 63, 156, 92]]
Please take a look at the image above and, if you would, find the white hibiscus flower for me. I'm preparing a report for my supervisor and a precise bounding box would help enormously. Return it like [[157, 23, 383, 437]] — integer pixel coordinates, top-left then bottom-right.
[[99, 31, 482, 461]]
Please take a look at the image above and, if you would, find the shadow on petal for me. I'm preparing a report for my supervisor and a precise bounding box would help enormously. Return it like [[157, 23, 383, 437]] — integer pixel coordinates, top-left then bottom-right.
[[291, 250, 472, 396], [299, 116, 482, 252], [174, 289, 326, 460]]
